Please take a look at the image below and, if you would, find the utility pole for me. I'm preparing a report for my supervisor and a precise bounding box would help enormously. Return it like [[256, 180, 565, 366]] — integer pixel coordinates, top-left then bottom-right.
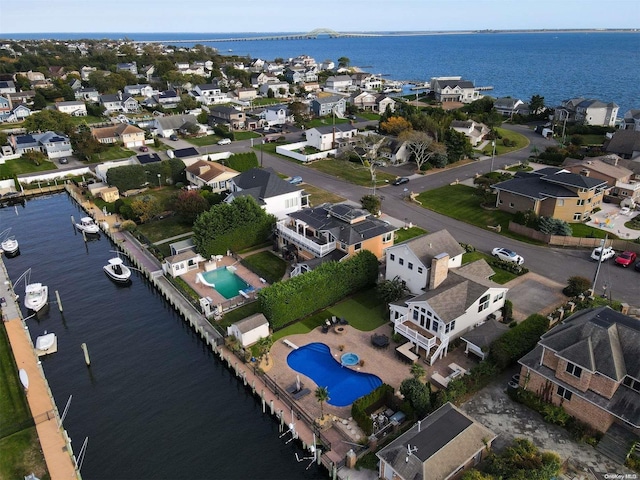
[[490, 140, 496, 173], [591, 235, 608, 295]]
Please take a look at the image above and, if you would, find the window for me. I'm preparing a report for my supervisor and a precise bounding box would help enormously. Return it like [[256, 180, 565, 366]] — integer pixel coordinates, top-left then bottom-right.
[[382, 232, 393, 243], [509, 202, 514, 208], [408, 262, 413, 270], [478, 294, 490, 312], [354, 242, 362, 251], [557, 199, 564, 206], [573, 213, 582, 221], [444, 320, 456, 334], [399, 258, 404, 266], [565, 362, 582, 378], [431, 320, 439, 333], [623, 376, 640, 392], [418, 267, 423, 274], [577, 199, 585, 206], [557, 385, 572, 401], [390, 253, 395, 261], [493, 292, 505, 303], [284, 197, 299, 209]]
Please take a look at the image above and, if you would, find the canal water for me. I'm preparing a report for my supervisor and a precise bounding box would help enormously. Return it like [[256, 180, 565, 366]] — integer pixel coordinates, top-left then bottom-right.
[[1, 193, 324, 480]]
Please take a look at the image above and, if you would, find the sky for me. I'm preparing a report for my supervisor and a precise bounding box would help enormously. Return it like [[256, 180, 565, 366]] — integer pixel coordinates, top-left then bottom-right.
[[0, 0, 638, 34]]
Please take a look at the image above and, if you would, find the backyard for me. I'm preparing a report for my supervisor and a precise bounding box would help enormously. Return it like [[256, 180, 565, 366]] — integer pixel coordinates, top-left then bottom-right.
[[89, 145, 134, 163], [461, 251, 520, 284], [307, 158, 397, 187], [241, 251, 287, 284], [0, 157, 56, 177]]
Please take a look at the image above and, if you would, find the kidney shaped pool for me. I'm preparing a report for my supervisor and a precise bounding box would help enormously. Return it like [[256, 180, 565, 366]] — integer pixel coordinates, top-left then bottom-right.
[[286, 342, 382, 407]]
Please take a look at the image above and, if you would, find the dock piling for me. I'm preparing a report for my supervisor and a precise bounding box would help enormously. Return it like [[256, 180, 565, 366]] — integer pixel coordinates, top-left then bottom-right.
[[81, 343, 90, 366], [55, 290, 63, 312]]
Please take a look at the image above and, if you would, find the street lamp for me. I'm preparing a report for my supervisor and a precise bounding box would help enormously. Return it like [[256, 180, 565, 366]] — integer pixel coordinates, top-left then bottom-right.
[[260, 140, 264, 167], [490, 140, 496, 173], [157, 173, 161, 187]]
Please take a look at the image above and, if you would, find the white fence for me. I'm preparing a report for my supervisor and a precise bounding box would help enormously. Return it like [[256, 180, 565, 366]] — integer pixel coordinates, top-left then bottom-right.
[[276, 141, 336, 163], [20, 167, 93, 185]]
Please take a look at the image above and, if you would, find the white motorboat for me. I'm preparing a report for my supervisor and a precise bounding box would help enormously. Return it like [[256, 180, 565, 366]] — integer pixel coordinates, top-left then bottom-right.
[[103, 257, 132, 284], [24, 282, 48, 312], [76, 216, 100, 235], [35, 332, 57, 351], [1, 236, 19, 256]]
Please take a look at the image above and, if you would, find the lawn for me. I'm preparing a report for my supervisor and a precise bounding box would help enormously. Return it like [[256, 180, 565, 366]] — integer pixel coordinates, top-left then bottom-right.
[[187, 135, 220, 146], [241, 251, 287, 284], [395, 226, 427, 244], [461, 251, 518, 284], [71, 115, 106, 126], [571, 223, 617, 239], [0, 157, 56, 177], [0, 428, 48, 480], [90, 146, 134, 162], [480, 127, 529, 156], [356, 112, 380, 121], [303, 117, 351, 128], [307, 159, 396, 186], [234, 131, 262, 140], [301, 183, 346, 206], [136, 217, 192, 243], [0, 326, 31, 435]]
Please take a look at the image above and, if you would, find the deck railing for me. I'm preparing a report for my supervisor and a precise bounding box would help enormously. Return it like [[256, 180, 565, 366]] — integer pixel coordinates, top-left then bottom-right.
[[276, 224, 336, 257]]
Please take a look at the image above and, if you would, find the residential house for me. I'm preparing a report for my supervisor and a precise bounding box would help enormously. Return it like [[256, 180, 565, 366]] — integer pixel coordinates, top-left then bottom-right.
[[185, 160, 239, 192], [74, 87, 100, 103], [80, 65, 97, 81], [605, 130, 640, 160], [518, 306, 640, 435], [492, 167, 608, 222], [450, 120, 489, 147], [558, 98, 619, 127], [0, 96, 10, 118], [380, 138, 410, 165], [208, 106, 245, 130], [250, 72, 276, 88], [144, 90, 180, 109], [124, 84, 157, 97], [310, 95, 347, 117], [319, 60, 335, 71], [0, 81, 16, 94], [152, 114, 198, 138], [116, 62, 138, 76], [305, 124, 357, 151], [377, 402, 496, 480], [9, 131, 72, 159], [461, 318, 509, 360], [167, 147, 203, 165], [226, 314, 270, 348], [429, 76, 480, 104], [291, 55, 317, 68], [258, 81, 290, 98], [386, 230, 508, 365], [175, 62, 205, 76], [18, 71, 45, 83], [140, 65, 155, 82], [234, 88, 258, 102], [351, 91, 377, 111], [6, 91, 35, 107], [191, 84, 228, 105], [91, 124, 146, 149], [87, 182, 120, 203], [494, 97, 530, 117], [48, 66, 65, 78], [350, 73, 381, 91], [260, 105, 293, 126], [620, 109, 640, 131], [225, 167, 309, 220], [275, 203, 396, 274], [4, 104, 31, 123], [55, 100, 87, 116], [324, 75, 353, 92], [284, 67, 317, 84], [100, 93, 139, 113], [376, 95, 396, 114], [67, 78, 82, 91]]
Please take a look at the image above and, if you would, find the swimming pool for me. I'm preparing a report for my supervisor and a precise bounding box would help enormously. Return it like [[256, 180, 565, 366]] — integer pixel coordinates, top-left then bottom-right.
[[199, 267, 251, 300], [287, 343, 382, 407]]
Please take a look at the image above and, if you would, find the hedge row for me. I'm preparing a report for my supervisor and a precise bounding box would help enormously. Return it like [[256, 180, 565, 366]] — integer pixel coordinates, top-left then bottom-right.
[[351, 384, 394, 436], [258, 250, 378, 329], [488, 313, 549, 369]]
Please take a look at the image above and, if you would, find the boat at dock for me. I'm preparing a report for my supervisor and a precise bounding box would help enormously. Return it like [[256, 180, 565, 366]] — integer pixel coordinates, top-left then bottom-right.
[[24, 282, 48, 312], [0, 236, 19, 257], [76, 216, 100, 235], [103, 257, 132, 284], [35, 332, 57, 355]]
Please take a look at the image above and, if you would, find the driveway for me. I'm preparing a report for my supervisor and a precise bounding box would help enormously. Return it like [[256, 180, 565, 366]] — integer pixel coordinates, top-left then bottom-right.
[[504, 273, 567, 321], [460, 369, 636, 479]]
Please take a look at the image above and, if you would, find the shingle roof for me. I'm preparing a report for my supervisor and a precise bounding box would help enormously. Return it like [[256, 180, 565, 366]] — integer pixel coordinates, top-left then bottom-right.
[[186, 160, 238, 182], [461, 319, 509, 351], [234, 313, 269, 334], [605, 130, 640, 157], [156, 114, 198, 130], [231, 167, 299, 200], [311, 124, 357, 135], [493, 176, 579, 199], [401, 230, 465, 266]]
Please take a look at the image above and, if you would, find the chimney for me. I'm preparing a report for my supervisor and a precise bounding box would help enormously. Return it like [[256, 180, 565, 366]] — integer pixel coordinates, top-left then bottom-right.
[[429, 253, 449, 290]]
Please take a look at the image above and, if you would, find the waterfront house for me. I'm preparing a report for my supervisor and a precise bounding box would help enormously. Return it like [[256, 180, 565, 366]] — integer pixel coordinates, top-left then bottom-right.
[[604, 130, 640, 160], [152, 114, 198, 138], [9, 131, 72, 159], [55, 100, 87, 117], [377, 402, 496, 480], [227, 313, 270, 348], [351, 91, 377, 111], [88, 182, 120, 202], [558, 98, 619, 127], [91, 124, 146, 149], [191, 84, 228, 105], [450, 120, 489, 147], [258, 81, 290, 98], [386, 230, 507, 365], [305, 124, 358, 151], [276, 202, 396, 275], [494, 97, 530, 117], [310, 95, 347, 117], [620, 109, 640, 132], [492, 167, 607, 222], [350, 73, 381, 91], [518, 306, 640, 435], [208, 106, 245, 130], [429, 76, 480, 104], [225, 167, 308, 220], [324, 75, 353, 92], [185, 160, 239, 192]]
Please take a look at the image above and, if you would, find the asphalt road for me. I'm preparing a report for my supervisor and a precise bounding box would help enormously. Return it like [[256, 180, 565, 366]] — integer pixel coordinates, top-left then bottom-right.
[[214, 123, 638, 306]]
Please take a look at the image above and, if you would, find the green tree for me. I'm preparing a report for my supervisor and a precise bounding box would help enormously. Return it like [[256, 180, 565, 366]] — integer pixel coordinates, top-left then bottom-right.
[[33, 91, 47, 110], [563, 276, 591, 297], [22, 150, 48, 166], [173, 189, 209, 224], [360, 194, 381, 215], [255, 336, 274, 366], [70, 124, 104, 161], [530, 95, 545, 115], [444, 129, 473, 163], [130, 195, 163, 223], [23, 109, 75, 135], [337, 56, 350, 68], [376, 276, 406, 304], [410, 363, 425, 380], [177, 93, 198, 113], [197, 111, 209, 124], [485, 438, 561, 480], [315, 386, 330, 420], [399, 377, 431, 417]]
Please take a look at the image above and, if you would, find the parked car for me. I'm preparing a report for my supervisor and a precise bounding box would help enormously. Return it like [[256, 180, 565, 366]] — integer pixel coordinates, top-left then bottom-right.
[[635, 261, 640, 272], [615, 251, 637, 267], [590, 246, 616, 262], [620, 207, 631, 216], [169, 134, 179, 141], [288, 176, 303, 185], [373, 160, 388, 167], [59, 157, 68, 164], [217, 138, 231, 145], [491, 247, 524, 265], [139, 146, 149, 152], [392, 177, 410, 186]]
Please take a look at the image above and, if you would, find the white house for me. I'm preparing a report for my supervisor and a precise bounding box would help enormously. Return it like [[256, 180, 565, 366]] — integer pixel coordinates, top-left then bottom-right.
[[325, 75, 353, 92], [429, 76, 480, 104], [9, 131, 72, 159], [225, 167, 308, 220], [259, 81, 290, 98], [310, 95, 347, 117], [55, 100, 87, 116], [260, 105, 293, 126], [559, 98, 619, 127], [192, 84, 229, 105], [386, 230, 508, 365], [226, 313, 270, 348], [450, 120, 490, 147], [124, 84, 158, 97], [185, 160, 239, 192], [306, 124, 358, 151]]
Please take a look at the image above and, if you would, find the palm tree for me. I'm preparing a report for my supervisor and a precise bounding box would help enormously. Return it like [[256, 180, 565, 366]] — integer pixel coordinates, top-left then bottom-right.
[[410, 363, 425, 380], [256, 335, 273, 365], [315, 386, 330, 420]]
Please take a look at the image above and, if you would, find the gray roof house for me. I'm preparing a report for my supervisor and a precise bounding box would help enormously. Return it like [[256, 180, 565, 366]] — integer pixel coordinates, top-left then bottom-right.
[[9, 131, 72, 159], [518, 306, 640, 434], [377, 402, 496, 480], [153, 114, 198, 138], [310, 95, 347, 117], [605, 130, 640, 160]]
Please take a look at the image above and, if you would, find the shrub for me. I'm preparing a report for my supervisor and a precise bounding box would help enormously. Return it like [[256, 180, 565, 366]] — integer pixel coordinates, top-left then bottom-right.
[[489, 314, 549, 369], [563, 276, 591, 297]]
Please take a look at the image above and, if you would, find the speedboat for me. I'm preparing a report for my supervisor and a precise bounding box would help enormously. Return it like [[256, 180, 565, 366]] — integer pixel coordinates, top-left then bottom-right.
[[76, 216, 100, 235], [1, 236, 19, 256], [103, 257, 132, 284], [24, 282, 48, 312]]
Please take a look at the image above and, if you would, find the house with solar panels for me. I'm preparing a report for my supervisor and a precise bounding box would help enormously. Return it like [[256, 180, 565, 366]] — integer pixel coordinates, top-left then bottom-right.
[[9, 131, 72, 159]]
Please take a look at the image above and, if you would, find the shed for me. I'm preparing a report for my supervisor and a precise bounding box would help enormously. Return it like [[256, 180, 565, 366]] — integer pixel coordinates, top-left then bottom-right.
[[163, 249, 204, 278], [460, 319, 509, 360], [227, 313, 270, 348]]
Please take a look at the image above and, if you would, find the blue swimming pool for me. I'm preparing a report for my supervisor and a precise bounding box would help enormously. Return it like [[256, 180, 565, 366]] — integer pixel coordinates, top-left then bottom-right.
[[199, 267, 251, 299], [287, 343, 382, 407]]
